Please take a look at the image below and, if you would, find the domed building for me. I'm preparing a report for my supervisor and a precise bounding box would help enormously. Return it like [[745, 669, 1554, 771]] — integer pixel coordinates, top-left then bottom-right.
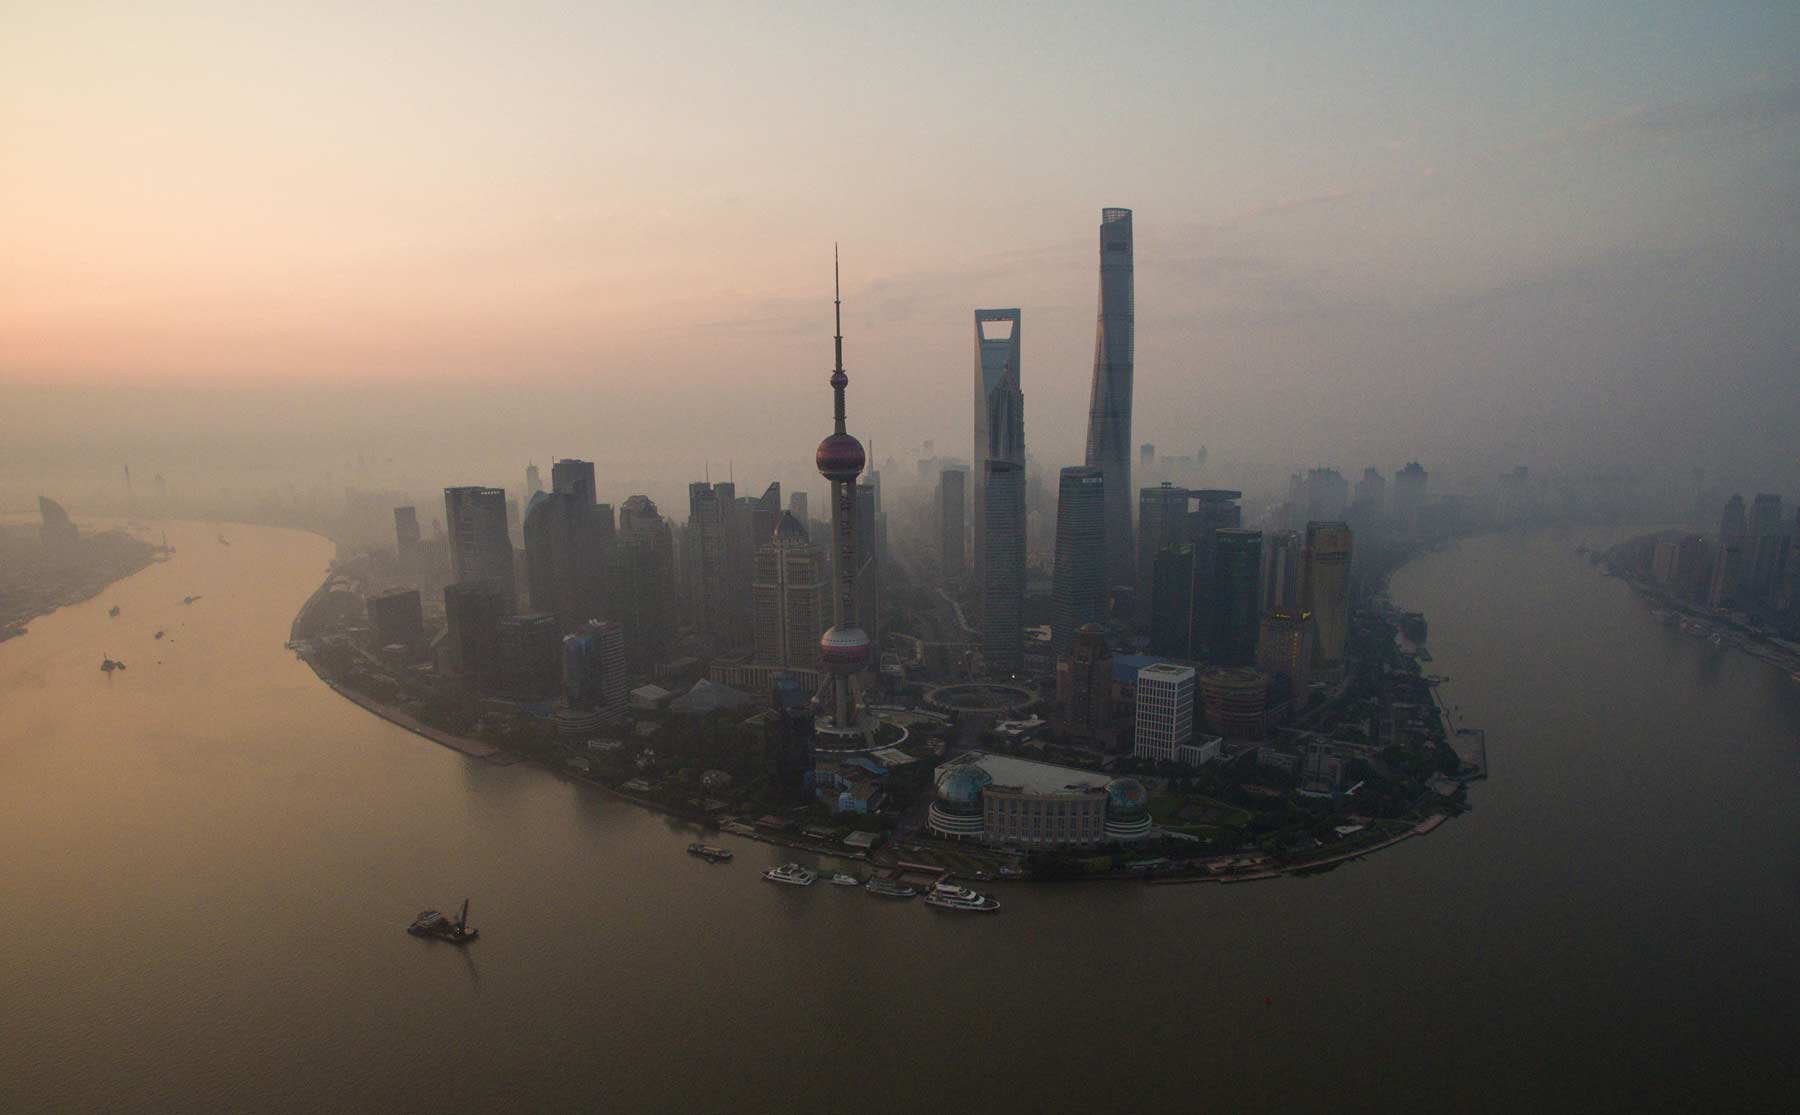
[[1102, 778, 1153, 841], [926, 752, 1153, 847]]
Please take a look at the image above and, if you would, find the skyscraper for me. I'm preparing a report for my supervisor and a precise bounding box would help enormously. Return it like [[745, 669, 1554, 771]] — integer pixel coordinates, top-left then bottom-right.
[[971, 308, 1023, 591], [1392, 461, 1428, 530], [939, 467, 966, 578], [393, 505, 420, 564], [788, 490, 809, 527], [686, 480, 745, 645], [525, 462, 543, 499], [753, 512, 826, 669], [563, 620, 627, 714], [1135, 483, 1190, 630], [1211, 528, 1264, 666], [1256, 607, 1315, 708], [814, 252, 875, 746], [1301, 521, 1354, 668], [523, 490, 580, 626], [1708, 494, 1747, 609], [444, 578, 506, 687], [1056, 623, 1115, 738], [1086, 207, 1135, 589], [551, 458, 596, 505], [1150, 543, 1195, 658], [1051, 466, 1107, 657], [443, 486, 515, 609], [981, 459, 1026, 676], [1185, 489, 1242, 658], [611, 495, 674, 671], [1261, 530, 1302, 612], [498, 612, 563, 700]]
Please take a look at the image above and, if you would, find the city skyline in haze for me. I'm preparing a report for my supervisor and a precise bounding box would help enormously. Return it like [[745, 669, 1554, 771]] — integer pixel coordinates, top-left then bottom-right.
[[5, 2, 1799, 501]]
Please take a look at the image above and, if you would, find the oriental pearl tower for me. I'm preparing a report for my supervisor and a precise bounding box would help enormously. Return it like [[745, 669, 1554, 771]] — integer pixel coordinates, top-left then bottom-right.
[[814, 249, 874, 746]]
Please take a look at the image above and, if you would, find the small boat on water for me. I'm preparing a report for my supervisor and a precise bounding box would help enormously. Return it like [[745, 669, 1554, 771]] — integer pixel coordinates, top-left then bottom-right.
[[762, 862, 816, 887], [108, 605, 121, 618], [827, 872, 861, 886], [182, 595, 202, 605], [924, 881, 1000, 913], [865, 878, 917, 899], [407, 899, 478, 944], [100, 655, 126, 672], [687, 842, 733, 863], [153, 630, 165, 640]]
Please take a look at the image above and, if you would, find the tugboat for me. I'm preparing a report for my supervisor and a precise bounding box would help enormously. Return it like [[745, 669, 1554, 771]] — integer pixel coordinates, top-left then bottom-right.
[[924, 881, 1000, 913], [864, 878, 917, 899], [827, 872, 861, 887], [100, 655, 126, 672], [687, 842, 733, 863], [762, 862, 816, 887], [407, 899, 478, 943]]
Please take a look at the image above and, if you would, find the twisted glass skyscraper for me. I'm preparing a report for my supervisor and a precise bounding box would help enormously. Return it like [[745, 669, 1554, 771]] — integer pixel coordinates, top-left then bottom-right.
[[1085, 208, 1135, 590]]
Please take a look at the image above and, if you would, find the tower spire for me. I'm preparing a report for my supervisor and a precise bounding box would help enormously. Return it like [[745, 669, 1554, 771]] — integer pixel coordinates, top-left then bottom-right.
[[831, 244, 847, 435]]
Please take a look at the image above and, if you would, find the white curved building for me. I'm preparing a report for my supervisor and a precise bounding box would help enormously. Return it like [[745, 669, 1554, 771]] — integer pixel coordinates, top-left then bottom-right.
[[927, 752, 1153, 848]]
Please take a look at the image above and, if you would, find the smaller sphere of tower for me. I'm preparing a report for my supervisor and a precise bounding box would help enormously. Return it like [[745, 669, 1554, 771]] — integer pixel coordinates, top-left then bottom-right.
[[816, 432, 866, 483]]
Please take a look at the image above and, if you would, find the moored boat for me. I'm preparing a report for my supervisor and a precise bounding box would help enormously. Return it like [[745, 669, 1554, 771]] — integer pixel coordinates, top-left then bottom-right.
[[762, 862, 815, 886], [924, 881, 1000, 912], [864, 878, 917, 898], [687, 842, 733, 863], [827, 872, 860, 886]]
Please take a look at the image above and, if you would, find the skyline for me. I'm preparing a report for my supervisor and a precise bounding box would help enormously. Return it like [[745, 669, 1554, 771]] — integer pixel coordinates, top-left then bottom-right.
[[4, 3, 1800, 499]]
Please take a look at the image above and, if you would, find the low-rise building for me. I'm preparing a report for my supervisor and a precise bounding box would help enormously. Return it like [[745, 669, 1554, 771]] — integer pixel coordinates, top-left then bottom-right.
[[927, 751, 1152, 847]]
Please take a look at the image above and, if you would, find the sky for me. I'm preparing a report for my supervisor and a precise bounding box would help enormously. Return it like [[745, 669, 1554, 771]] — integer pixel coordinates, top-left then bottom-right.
[[3, 1, 1798, 508]]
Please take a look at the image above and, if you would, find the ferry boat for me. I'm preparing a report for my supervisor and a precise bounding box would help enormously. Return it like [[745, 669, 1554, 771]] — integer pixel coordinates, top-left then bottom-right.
[[407, 899, 478, 944], [827, 872, 861, 887], [864, 878, 917, 898], [100, 655, 126, 672], [924, 881, 1000, 913], [762, 862, 815, 887], [687, 842, 733, 863]]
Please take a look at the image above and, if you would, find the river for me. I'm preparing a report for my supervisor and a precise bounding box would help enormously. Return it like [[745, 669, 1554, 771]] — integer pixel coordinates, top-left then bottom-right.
[[2, 522, 1795, 1111]]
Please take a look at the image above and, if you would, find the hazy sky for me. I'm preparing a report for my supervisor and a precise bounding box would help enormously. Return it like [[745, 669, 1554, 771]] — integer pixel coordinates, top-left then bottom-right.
[[4, 2, 1798, 504]]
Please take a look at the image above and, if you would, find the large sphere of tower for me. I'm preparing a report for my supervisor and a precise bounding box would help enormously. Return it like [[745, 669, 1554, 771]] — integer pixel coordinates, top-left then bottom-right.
[[816, 432, 866, 483]]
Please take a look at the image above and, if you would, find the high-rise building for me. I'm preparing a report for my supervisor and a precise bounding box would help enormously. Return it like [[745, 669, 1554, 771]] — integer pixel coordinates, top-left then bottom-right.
[[1136, 483, 1190, 630], [1055, 623, 1114, 738], [444, 579, 507, 687], [981, 459, 1026, 676], [939, 467, 967, 578], [1301, 521, 1354, 668], [971, 308, 1023, 591], [498, 612, 563, 700], [813, 254, 875, 747], [686, 480, 748, 646], [1392, 461, 1428, 530], [367, 588, 424, 649], [525, 462, 543, 499], [1211, 528, 1264, 666], [764, 673, 817, 802], [1747, 493, 1786, 602], [753, 512, 825, 669], [443, 486, 515, 609], [788, 490, 809, 527], [1304, 468, 1349, 523], [1051, 466, 1107, 657], [1198, 666, 1268, 740], [523, 490, 579, 626], [551, 458, 596, 505], [1256, 607, 1314, 708], [1708, 494, 1747, 609], [1353, 468, 1386, 516], [563, 620, 627, 713], [1150, 543, 1195, 658], [1133, 663, 1194, 763], [1085, 207, 1136, 589], [393, 505, 421, 563], [1185, 489, 1243, 658], [1261, 530, 1302, 613], [611, 495, 675, 671]]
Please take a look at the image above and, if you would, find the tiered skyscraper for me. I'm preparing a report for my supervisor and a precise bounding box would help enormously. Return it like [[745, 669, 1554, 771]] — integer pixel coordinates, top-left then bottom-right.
[[814, 253, 874, 746], [752, 512, 825, 669], [1085, 207, 1135, 590]]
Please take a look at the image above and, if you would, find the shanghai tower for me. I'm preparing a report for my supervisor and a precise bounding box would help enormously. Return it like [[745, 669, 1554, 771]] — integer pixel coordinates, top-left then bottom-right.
[[1085, 207, 1135, 590]]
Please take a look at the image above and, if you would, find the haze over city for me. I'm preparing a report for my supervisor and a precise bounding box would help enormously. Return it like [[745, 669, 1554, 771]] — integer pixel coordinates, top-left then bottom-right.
[[4, 5, 1800, 1112], [6, 2, 1799, 513]]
